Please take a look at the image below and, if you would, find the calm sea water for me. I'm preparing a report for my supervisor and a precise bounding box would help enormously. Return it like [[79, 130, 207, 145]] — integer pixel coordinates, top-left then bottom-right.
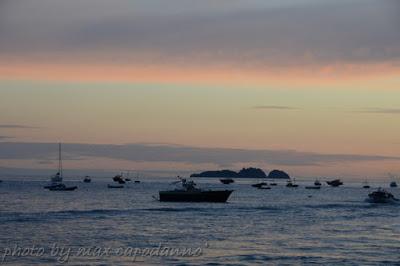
[[0, 178, 399, 265]]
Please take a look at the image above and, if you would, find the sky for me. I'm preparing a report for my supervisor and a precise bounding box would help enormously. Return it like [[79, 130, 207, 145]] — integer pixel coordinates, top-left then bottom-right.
[[0, 0, 400, 179]]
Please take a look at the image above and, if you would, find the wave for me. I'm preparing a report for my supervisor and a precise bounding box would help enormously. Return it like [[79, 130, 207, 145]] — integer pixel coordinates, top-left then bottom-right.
[[0, 206, 216, 223], [140, 207, 208, 212]]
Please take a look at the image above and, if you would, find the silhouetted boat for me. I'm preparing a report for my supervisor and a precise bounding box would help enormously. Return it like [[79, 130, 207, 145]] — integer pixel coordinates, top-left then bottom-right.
[[286, 180, 298, 187], [367, 188, 398, 203], [134, 173, 141, 183], [251, 182, 268, 188], [48, 183, 77, 191], [220, 178, 234, 184], [83, 176, 91, 183], [390, 181, 397, 188], [269, 182, 277, 186], [159, 178, 233, 202], [314, 179, 321, 186], [113, 174, 126, 184], [44, 143, 77, 191], [362, 180, 370, 189], [326, 179, 343, 187], [108, 184, 124, 189]]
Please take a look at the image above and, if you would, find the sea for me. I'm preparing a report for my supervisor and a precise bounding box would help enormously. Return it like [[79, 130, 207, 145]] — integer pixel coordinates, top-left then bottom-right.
[[0, 177, 399, 265]]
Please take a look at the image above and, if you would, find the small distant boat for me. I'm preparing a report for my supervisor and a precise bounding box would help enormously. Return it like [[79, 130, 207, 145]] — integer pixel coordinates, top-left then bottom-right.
[[251, 182, 268, 188], [286, 180, 299, 188], [362, 180, 370, 189], [125, 178, 131, 182], [83, 176, 91, 183], [269, 182, 277, 186], [112, 174, 126, 184], [258, 186, 271, 190], [44, 143, 77, 191], [108, 184, 124, 189], [390, 181, 397, 188], [326, 179, 343, 187], [314, 179, 321, 186], [305, 186, 320, 189], [159, 178, 233, 202], [220, 178, 234, 184], [367, 188, 398, 203], [133, 172, 141, 183]]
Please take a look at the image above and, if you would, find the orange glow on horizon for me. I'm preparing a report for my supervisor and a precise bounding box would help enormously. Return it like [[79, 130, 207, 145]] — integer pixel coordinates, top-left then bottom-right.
[[1, 61, 399, 88]]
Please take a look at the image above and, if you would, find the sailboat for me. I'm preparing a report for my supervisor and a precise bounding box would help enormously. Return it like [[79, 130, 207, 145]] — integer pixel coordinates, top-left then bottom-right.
[[362, 180, 371, 189], [286, 179, 299, 187], [44, 143, 77, 191]]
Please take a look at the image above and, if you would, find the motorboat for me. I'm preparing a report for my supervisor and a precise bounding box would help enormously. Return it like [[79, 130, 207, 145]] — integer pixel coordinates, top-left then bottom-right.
[[367, 188, 398, 203], [48, 183, 77, 191], [112, 174, 126, 184], [286, 180, 299, 188], [362, 180, 370, 189], [314, 179, 321, 186], [83, 176, 91, 183], [108, 184, 124, 189], [390, 181, 397, 188], [159, 178, 233, 202], [220, 178, 234, 184], [251, 182, 268, 188], [326, 179, 343, 187]]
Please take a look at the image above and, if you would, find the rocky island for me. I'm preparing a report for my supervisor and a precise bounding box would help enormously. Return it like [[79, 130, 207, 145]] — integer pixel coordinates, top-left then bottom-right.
[[190, 168, 291, 179], [268, 169, 291, 179]]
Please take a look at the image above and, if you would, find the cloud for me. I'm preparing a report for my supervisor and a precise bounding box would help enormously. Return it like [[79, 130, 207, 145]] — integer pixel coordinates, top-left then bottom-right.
[[357, 107, 400, 114], [0, 142, 398, 167], [0, 0, 399, 68], [0, 124, 39, 129], [252, 105, 298, 110]]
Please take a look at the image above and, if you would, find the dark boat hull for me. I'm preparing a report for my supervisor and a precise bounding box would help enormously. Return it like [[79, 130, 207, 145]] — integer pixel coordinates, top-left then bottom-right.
[[108, 185, 124, 188], [48, 186, 77, 191], [251, 182, 267, 188], [159, 190, 233, 202], [326, 179, 343, 187], [220, 179, 234, 184], [305, 186, 320, 189]]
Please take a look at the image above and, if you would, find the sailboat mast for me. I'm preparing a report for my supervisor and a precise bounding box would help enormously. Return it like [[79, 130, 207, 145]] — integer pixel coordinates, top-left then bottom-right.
[[59, 142, 63, 178]]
